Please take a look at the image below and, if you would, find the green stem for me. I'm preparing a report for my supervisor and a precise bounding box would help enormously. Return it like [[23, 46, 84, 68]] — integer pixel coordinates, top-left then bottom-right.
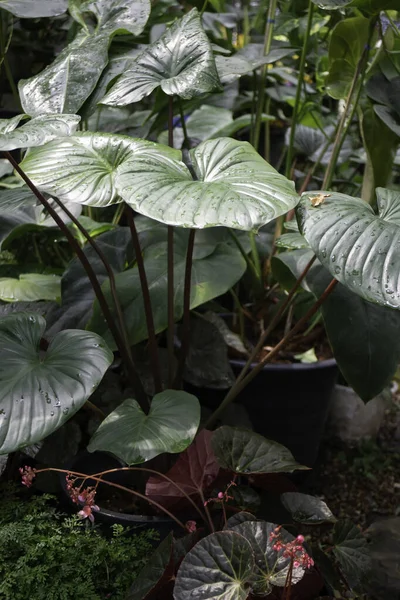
[[228, 229, 262, 294], [167, 95, 175, 387], [179, 98, 189, 147], [112, 203, 125, 225], [322, 20, 376, 190], [285, 0, 314, 179], [253, 0, 278, 151], [206, 274, 337, 429]]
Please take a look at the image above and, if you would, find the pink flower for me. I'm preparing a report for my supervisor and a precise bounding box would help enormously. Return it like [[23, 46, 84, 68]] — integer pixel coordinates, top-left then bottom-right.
[[269, 526, 314, 570], [19, 466, 36, 488], [78, 504, 100, 523], [186, 520, 197, 533]]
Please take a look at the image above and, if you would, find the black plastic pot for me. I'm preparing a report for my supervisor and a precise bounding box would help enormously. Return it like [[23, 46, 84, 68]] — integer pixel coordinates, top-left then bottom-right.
[[185, 358, 338, 468], [60, 451, 177, 541]]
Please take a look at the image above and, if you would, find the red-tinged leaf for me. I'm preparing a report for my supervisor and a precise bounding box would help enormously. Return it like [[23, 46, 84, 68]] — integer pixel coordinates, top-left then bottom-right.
[[145, 430, 220, 509]]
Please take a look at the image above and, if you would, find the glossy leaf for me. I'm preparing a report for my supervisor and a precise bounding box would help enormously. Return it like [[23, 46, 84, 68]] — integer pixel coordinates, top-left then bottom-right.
[[275, 232, 310, 250], [216, 47, 295, 83], [297, 188, 400, 309], [0, 313, 113, 454], [231, 521, 305, 593], [72, 0, 151, 36], [88, 390, 201, 464], [0, 274, 61, 302], [272, 248, 400, 400], [224, 512, 257, 530], [285, 124, 352, 166], [19, 31, 109, 117], [0, 114, 80, 151], [145, 429, 220, 508], [281, 492, 336, 524], [102, 9, 221, 105], [333, 521, 371, 589], [127, 533, 173, 600], [116, 137, 299, 231], [21, 133, 177, 207], [0, 0, 67, 17], [174, 531, 254, 600], [212, 427, 308, 474], [89, 232, 246, 349]]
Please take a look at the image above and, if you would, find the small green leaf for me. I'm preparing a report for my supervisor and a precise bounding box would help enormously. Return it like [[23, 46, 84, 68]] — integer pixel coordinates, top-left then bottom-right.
[[281, 492, 336, 524], [0, 313, 113, 454], [0, 0, 67, 17], [212, 426, 309, 474], [275, 232, 310, 250], [0, 114, 80, 151], [102, 9, 221, 105], [174, 531, 254, 600], [0, 274, 61, 302], [116, 137, 299, 231], [88, 390, 201, 464]]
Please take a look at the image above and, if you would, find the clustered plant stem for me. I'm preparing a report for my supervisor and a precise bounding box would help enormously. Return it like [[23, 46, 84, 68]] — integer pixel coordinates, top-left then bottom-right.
[[3, 151, 148, 410]]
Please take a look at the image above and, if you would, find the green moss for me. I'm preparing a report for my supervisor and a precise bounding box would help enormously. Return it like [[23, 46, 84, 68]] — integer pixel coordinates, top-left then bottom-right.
[[0, 484, 158, 600]]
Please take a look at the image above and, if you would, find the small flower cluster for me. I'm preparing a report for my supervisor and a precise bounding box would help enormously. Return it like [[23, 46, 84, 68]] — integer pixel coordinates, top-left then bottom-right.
[[204, 480, 237, 507], [19, 466, 37, 488], [66, 473, 100, 523], [269, 526, 314, 570]]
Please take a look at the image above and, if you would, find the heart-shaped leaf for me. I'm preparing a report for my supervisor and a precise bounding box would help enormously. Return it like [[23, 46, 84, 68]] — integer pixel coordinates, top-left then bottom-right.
[[272, 248, 400, 400], [281, 492, 336, 525], [212, 427, 309, 474], [231, 521, 306, 594], [297, 188, 400, 310], [0, 313, 113, 454], [102, 9, 221, 105], [88, 390, 201, 464], [174, 531, 254, 600], [21, 133, 177, 207], [0, 274, 61, 302], [0, 0, 67, 17], [0, 114, 80, 151], [333, 521, 371, 589], [145, 429, 219, 508], [89, 232, 246, 348], [127, 533, 174, 600], [71, 0, 151, 37], [116, 137, 299, 231]]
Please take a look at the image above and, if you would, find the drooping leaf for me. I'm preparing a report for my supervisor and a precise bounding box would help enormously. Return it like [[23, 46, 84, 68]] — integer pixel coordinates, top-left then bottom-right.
[[0, 274, 61, 302], [0, 114, 80, 151], [0, 0, 67, 17], [88, 390, 201, 464], [212, 427, 308, 474], [127, 533, 174, 600], [174, 531, 254, 600], [71, 0, 151, 37], [297, 188, 400, 310], [281, 492, 336, 525], [231, 521, 306, 594], [333, 521, 371, 589], [21, 133, 178, 207], [19, 31, 109, 117], [115, 137, 299, 231], [102, 9, 221, 105], [89, 232, 246, 349], [216, 46, 295, 83], [145, 429, 220, 508], [0, 312, 113, 454], [272, 248, 400, 400]]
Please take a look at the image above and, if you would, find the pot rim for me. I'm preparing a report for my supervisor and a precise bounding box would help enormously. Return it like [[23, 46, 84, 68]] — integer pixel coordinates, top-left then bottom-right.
[[230, 357, 337, 372]]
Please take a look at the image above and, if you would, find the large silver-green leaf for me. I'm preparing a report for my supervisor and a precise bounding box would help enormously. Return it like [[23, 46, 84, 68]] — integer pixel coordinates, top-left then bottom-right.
[[0, 274, 61, 302], [0, 114, 80, 151], [89, 231, 246, 349], [212, 427, 308, 474], [116, 137, 299, 231], [272, 248, 400, 400], [102, 9, 221, 105], [297, 188, 400, 309], [20, 132, 177, 207], [0, 0, 67, 17], [88, 390, 200, 464], [71, 0, 150, 36], [0, 312, 113, 454], [174, 531, 254, 600], [19, 31, 109, 117]]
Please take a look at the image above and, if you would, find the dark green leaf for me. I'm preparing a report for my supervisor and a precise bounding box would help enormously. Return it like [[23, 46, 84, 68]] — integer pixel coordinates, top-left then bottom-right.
[[127, 533, 173, 600], [0, 274, 61, 302], [312, 0, 398, 11], [224, 512, 257, 530], [0, 313, 113, 454], [281, 492, 336, 524], [212, 427, 309, 474], [174, 531, 254, 600], [333, 521, 371, 589], [88, 390, 201, 464]]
